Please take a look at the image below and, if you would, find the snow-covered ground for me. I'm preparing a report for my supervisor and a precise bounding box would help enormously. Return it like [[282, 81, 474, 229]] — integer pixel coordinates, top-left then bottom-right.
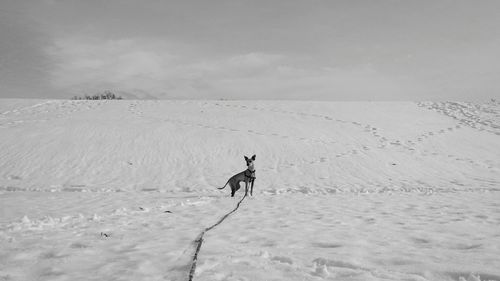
[[0, 99, 499, 281]]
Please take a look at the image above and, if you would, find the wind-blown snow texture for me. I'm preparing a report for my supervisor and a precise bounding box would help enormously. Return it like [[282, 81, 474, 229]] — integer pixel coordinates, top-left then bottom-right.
[[0, 99, 499, 281]]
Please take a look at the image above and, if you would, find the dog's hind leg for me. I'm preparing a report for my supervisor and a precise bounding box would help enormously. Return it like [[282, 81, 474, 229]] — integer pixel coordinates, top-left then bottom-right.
[[229, 182, 236, 197]]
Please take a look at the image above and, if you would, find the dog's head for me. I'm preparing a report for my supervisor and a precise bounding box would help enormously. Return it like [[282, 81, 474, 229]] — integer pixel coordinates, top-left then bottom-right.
[[244, 155, 256, 170]]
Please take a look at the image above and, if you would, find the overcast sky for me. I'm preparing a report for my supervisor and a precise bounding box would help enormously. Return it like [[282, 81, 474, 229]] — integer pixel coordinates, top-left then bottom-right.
[[1, 0, 499, 100]]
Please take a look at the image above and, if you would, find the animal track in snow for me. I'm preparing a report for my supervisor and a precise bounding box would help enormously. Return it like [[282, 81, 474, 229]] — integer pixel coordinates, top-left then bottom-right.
[[162, 117, 339, 147], [212, 102, 493, 154], [270, 255, 294, 265], [215, 103, 437, 150], [161, 117, 368, 170], [212, 102, 382, 134], [127, 101, 145, 117], [412, 148, 499, 173], [0, 100, 104, 128], [211, 102, 462, 153], [417, 101, 500, 136]]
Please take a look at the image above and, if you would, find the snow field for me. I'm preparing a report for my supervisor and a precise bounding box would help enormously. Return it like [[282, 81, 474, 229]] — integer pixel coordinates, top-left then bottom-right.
[[197, 193, 500, 281], [1, 99, 499, 280]]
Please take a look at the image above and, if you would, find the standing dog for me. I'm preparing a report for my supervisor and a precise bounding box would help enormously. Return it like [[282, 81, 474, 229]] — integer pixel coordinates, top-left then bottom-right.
[[218, 155, 256, 197]]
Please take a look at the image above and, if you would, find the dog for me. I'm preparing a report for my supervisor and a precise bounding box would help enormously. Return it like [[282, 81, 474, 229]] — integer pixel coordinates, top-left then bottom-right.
[[218, 155, 256, 197]]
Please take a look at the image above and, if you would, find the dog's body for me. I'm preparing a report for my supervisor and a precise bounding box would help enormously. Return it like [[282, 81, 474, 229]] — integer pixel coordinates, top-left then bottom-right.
[[218, 155, 256, 197]]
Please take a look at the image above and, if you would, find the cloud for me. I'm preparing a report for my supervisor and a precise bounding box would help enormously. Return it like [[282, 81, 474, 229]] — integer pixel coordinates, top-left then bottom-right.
[[0, 7, 53, 98], [4, 1, 500, 99], [46, 37, 420, 100], [47, 38, 174, 92]]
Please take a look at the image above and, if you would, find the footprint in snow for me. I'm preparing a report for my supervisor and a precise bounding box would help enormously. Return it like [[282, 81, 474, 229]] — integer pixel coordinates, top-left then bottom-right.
[[271, 256, 293, 265]]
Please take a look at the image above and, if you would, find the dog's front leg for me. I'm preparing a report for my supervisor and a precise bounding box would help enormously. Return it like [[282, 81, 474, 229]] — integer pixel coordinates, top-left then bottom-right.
[[250, 180, 254, 196], [244, 181, 249, 196]]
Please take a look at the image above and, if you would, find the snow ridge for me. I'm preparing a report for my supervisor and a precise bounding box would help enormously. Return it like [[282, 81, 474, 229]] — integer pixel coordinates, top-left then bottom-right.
[[188, 193, 247, 281]]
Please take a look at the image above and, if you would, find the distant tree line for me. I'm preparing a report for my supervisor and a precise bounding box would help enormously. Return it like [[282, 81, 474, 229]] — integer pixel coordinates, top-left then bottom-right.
[[71, 91, 123, 100]]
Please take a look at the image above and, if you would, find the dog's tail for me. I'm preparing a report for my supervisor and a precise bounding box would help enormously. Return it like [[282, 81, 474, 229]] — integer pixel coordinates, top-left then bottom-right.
[[218, 180, 229, 190]]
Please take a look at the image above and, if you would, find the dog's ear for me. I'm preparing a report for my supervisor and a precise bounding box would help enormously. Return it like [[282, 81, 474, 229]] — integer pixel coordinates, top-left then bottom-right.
[[251, 155, 256, 160], [244, 156, 249, 161]]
